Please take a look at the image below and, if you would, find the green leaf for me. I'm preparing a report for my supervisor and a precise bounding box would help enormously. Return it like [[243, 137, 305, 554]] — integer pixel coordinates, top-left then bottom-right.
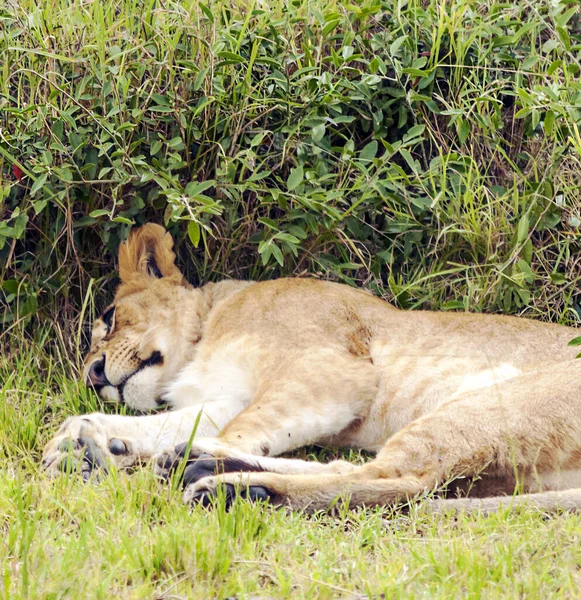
[[89, 209, 109, 218], [568, 336, 581, 347], [217, 51, 245, 64], [544, 111, 555, 136], [192, 97, 215, 117], [187, 220, 201, 247], [557, 27, 571, 51], [247, 170, 270, 182], [151, 94, 170, 106], [186, 180, 215, 196], [311, 123, 326, 143], [2, 280, 20, 294], [148, 106, 174, 113], [274, 232, 300, 244], [168, 137, 184, 150], [112, 216, 134, 225], [193, 68, 208, 92], [75, 216, 96, 227], [287, 166, 304, 191], [30, 173, 47, 197], [259, 245, 271, 266], [199, 2, 214, 21], [517, 214, 529, 244], [250, 132, 266, 148], [150, 140, 162, 155], [258, 217, 278, 231], [56, 166, 73, 182], [492, 36, 515, 47], [13, 214, 28, 238], [548, 60, 562, 76], [401, 68, 428, 77], [516, 258, 534, 283], [322, 19, 340, 36], [389, 35, 407, 56], [403, 124, 425, 141], [359, 141, 378, 162], [271, 243, 284, 266], [33, 200, 47, 215], [457, 119, 470, 145]]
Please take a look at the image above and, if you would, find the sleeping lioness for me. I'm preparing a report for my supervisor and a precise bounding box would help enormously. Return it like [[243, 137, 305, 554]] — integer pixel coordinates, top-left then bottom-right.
[[42, 223, 581, 512]]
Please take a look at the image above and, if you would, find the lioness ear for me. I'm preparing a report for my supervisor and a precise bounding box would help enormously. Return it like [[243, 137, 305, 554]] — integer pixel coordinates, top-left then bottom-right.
[[118, 223, 186, 284]]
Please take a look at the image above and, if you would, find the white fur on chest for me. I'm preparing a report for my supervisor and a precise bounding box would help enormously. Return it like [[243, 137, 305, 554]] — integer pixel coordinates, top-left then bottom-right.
[[165, 340, 257, 411]]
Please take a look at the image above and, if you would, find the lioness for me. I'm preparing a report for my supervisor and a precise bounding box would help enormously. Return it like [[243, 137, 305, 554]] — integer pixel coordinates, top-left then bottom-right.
[[42, 223, 581, 512]]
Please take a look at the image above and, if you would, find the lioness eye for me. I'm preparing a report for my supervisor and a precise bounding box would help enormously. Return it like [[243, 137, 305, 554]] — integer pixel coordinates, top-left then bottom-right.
[[102, 306, 115, 332]]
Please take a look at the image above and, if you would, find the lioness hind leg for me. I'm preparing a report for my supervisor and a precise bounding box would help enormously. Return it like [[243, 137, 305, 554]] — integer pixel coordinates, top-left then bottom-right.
[[185, 366, 581, 511], [183, 468, 427, 511]]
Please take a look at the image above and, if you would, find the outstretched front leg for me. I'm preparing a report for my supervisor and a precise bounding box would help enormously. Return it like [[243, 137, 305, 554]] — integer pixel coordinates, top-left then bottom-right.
[[42, 400, 242, 478], [185, 363, 581, 511], [165, 351, 377, 489]]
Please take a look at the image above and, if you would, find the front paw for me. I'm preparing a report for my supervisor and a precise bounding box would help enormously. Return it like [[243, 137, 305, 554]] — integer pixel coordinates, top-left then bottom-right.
[[183, 474, 273, 508], [153, 440, 265, 487], [153, 438, 237, 482], [42, 415, 137, 479]]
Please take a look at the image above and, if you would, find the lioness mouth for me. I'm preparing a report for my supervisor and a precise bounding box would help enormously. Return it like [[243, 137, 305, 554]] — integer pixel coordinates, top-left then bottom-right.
[[115, 350, 164, 404]]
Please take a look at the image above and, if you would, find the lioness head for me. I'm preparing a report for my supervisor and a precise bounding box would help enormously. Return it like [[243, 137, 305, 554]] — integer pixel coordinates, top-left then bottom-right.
[[83, 224, 204, 411]]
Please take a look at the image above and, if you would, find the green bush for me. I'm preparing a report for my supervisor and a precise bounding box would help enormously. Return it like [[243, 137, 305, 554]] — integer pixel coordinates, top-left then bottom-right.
[[2, 0, 581, 331]]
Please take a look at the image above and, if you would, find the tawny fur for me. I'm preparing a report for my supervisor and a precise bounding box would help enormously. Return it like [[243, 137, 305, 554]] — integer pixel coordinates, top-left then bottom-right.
[[42, 223, 581, 513]]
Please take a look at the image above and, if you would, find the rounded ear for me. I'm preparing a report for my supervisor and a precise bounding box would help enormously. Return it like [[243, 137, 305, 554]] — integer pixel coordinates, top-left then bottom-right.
[[118, 224, 186, 285]]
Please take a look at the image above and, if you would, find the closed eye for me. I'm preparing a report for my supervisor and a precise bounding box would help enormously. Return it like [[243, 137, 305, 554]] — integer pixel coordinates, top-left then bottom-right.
[[102, 306, 116, 332]]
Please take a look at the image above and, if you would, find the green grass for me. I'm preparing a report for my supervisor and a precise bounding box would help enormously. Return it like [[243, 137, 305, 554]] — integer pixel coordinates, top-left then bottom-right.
[[3, 331, 581, 599]]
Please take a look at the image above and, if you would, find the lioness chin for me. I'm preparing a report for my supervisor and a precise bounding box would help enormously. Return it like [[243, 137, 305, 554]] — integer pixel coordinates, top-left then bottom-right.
[[43, 223, 581, 513]]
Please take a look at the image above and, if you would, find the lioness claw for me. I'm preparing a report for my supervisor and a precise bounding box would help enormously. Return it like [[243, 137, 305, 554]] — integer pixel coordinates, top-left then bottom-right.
[[42, 415, 138, 478]]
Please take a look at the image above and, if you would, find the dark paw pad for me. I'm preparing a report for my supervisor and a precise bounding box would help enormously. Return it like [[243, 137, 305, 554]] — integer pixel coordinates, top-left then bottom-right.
[[79, 437, 108, 470], [174, 441, 203, 461], [182, 454, 267, 488], [108, 438, 127, 456], [58, 437, 108, 478], [241, 486, 272, 503], [190, 483, 273, 509], [157, 452, 177, 472], [183, 454, 217, 487], [191, 483, 235, 508], [58, 439, 81, 453]]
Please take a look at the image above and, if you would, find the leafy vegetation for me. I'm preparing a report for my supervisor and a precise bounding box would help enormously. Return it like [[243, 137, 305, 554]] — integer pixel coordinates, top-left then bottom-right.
[[2, 0, 581, 597], [2, 0, 581, 328]]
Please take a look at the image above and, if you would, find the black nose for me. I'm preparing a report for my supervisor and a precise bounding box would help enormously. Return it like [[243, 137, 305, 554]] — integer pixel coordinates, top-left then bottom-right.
[[87, 356, 111, 390]]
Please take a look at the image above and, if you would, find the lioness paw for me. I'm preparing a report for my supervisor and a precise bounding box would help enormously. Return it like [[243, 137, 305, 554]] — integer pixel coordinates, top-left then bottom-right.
[[183, 473, 273, 508], [153, 438, 240, 482], [42, 415, 137, 478], [153, 439, 264, 486]]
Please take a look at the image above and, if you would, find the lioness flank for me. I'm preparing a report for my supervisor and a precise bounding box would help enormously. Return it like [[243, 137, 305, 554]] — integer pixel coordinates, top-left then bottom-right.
[[42, 223, 581, 513]]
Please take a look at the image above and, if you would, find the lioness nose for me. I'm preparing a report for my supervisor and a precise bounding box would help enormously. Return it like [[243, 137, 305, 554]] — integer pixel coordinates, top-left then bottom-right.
[[87, 356, 111, 389]]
